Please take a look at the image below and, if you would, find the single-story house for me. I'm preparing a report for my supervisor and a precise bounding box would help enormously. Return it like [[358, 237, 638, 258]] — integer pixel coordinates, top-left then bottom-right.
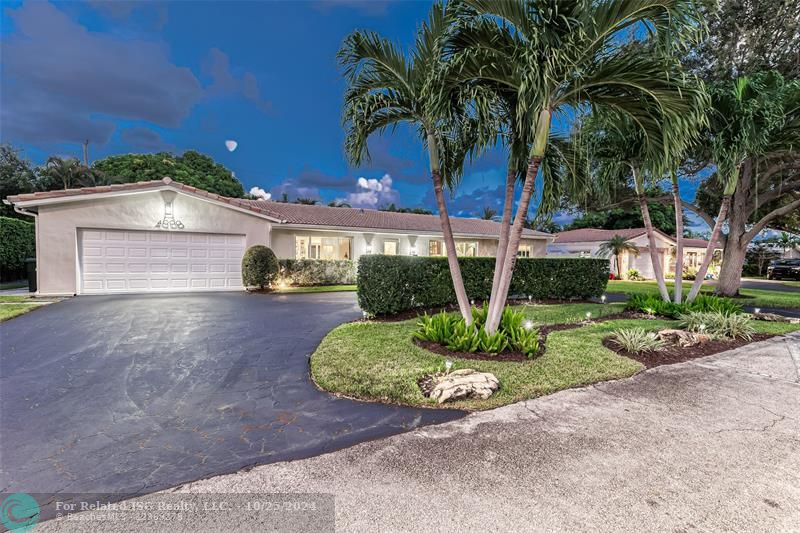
[[547, 227, 722, 279], [5, 178, 552, 296]]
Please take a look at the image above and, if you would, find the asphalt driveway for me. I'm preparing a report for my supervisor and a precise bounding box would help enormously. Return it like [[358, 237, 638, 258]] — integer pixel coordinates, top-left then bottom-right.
[[0, 292, 462, 515]]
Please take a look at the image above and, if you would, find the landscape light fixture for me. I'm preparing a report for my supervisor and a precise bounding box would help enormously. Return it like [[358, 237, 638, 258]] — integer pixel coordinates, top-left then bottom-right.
[[523, 320, 534, 331], [601, 294, 607, 303], [754, 308, 761, 314], [445, 359, 453, 373]]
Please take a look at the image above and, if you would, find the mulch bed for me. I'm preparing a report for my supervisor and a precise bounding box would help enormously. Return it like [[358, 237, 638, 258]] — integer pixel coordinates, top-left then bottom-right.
[[411, 311, 640, 363], [601, 333, 775, 368]]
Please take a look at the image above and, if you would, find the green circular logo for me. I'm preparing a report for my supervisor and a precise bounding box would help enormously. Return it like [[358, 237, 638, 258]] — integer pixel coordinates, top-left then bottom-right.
[[0, 493, 40, 532]]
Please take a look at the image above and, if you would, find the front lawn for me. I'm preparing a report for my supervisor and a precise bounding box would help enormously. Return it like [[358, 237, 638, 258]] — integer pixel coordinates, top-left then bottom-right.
[[311, 303, 800, 410], [606, 280, 800, 309], [0, 304, 38, 322]]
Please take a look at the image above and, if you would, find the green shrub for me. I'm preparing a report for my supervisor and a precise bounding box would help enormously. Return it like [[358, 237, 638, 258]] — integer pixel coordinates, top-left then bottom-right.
[[610, 328, 664, 353], [625, 293, 742, 319], [679, 311, 754, 340], [278, 259, 356, 286], [414, 306, 540, 358], [0, 217, 35, 281], [627, 268, 643, 281], [241, 245, 279, 289], [358, 255, 609, 316]]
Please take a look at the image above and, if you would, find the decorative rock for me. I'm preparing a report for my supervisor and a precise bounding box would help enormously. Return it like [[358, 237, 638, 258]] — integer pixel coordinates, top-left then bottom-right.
[[428, 369, 500, 404], [657, 329, 712, 347], [753, 312, 800, 324]]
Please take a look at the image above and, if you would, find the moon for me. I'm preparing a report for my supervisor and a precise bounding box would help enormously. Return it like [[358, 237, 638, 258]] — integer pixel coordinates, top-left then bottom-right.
[[225, 140, 238, 152]]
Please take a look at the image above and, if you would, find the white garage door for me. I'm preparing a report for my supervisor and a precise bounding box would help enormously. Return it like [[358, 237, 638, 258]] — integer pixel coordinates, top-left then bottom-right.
[[79, 229, 245, 294]]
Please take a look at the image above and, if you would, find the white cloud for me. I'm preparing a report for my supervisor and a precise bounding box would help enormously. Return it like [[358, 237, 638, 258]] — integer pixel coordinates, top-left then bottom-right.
[[341, 173, 399, 208], [249, 186, 271, 201]]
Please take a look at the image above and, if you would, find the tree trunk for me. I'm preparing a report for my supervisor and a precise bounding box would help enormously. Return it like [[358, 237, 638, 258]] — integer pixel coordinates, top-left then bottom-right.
[[686, 195, 732, 302], [635, 182, 670, 302], [671, 177, 684, 304], [485, 156, 543, 333], [716, 240, 747, 296], [616, 253, 622, 279], [489, 167, 516, 307], [432, 173, 472, 324]]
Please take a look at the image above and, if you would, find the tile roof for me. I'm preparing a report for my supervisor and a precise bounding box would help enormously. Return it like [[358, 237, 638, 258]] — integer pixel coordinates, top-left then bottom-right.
[[244, 200, 549, 238], [5, 177, 551, 239], [553, 227, 721, 248], [553, 228, 647, 243]]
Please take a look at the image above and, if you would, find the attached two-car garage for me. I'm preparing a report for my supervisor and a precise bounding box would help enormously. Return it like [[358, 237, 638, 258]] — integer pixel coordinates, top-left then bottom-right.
[[79, 229, 246, 294]]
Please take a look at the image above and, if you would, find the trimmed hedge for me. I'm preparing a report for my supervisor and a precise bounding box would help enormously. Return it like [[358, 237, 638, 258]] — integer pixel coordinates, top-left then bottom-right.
[[278, 259, 357, 286], [241, 245, 279, 289], [0, 216, 35, 281], [357, 255, 609, 315]]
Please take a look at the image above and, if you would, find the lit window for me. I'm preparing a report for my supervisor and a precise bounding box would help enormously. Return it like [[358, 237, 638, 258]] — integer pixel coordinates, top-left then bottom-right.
[[455, 241, 478, 257], [429, 240, 443, 256], [517, 244, 532, 258], [295, 236, 352, 260], [383, 240, 398, 255]]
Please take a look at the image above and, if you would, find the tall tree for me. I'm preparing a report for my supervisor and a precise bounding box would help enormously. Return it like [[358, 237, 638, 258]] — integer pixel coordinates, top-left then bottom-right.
[[38, 156, 108, 191], [685, 72, 800, 298], [480, 207, 497, 220], [339, 2, 491, 323], [91, 151, 246, 198], [451, 0, 707, 330], [0, 144, 37, 218]]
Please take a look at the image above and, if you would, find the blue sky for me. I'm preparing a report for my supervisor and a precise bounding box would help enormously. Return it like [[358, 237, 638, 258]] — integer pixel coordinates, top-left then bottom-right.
[[1, 0, 707, 229]]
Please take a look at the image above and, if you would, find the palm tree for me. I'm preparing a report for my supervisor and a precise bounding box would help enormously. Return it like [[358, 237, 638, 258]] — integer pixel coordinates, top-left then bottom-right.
[[39, 156, 106, 190], [328, 200, 352, 208], [449, 0, 706, 332], [598, 235, 640, 279], [670, 170, 686, 303], [339, 2, 492, 323], [776, 232, 800, 257], [480, 207, 497, 220], [294, 197, 318, 205]]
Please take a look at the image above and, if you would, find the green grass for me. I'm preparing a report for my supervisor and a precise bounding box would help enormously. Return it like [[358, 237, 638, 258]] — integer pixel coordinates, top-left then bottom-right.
[[0, 296, 32, 303], [311, 302, 800, 410], [0, 304, 38, 322], [275, 285, 357, 294], [606, 280, 800, 309], [783, 281, 800, 288]]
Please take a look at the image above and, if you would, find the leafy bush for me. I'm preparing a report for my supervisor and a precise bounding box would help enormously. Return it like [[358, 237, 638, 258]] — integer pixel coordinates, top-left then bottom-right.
[[358, 255, 609, 316], [414, 306, 540, 358], [682, 266, 699, 281], [0, 216, 35, 281], [241, 245, 279, 289], [278, 259, 356, 286], [626, 294, 742, 319], [627, 268, 643, 281], [610, 328, 664, 353], [679, 311, 754, 340]]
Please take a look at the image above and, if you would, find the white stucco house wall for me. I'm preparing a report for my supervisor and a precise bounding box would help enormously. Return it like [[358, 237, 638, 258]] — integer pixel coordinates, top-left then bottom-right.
[[547, 227, 722, 279], [5, 178, 553, 296]]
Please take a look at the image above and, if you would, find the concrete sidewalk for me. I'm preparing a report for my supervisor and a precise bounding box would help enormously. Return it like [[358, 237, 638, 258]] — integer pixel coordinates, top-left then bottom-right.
[[38, 333, 800, 532]]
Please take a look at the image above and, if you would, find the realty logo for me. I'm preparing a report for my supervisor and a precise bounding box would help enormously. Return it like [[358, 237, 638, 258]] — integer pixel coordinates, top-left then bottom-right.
[[0, 493, 40, 532]]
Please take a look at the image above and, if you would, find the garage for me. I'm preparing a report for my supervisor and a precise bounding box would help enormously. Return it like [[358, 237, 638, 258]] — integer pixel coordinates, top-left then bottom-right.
[[79, 229, 245, 294]]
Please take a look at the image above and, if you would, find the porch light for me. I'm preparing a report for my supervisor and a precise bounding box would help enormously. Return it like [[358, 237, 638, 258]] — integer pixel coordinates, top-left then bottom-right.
[[410, 245, 418, 256], [523, 320, 534, 331], [365, 245, 372, 254]]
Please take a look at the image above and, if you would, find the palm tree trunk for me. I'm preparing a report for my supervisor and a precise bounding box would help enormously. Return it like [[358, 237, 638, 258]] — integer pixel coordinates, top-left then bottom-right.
[[616, 253, 622, 279], [671, 175, 684, 304], [686, 194, 731, 302], [634, 169, 670, 302], [485, 156, 543, 333], [488, 166, 516, 306], [428, 132, 472, 324]]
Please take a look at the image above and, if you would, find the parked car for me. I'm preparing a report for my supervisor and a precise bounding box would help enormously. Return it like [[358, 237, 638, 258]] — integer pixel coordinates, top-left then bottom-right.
[[767, 259, 800, 280]]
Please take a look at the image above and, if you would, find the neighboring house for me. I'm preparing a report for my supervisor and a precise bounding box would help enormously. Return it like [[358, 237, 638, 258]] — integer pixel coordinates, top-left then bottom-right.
[[4, 178, 552, 296], [548, 228, 722, 279]]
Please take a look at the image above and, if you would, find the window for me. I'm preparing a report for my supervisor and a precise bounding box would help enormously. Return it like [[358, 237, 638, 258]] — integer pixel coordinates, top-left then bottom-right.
[[429, 240, 443, 256], [455, 241, 478, 257], [383, 240, 398, 255], [517, 244, 532, 258], [295, 236, 352, 260]]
